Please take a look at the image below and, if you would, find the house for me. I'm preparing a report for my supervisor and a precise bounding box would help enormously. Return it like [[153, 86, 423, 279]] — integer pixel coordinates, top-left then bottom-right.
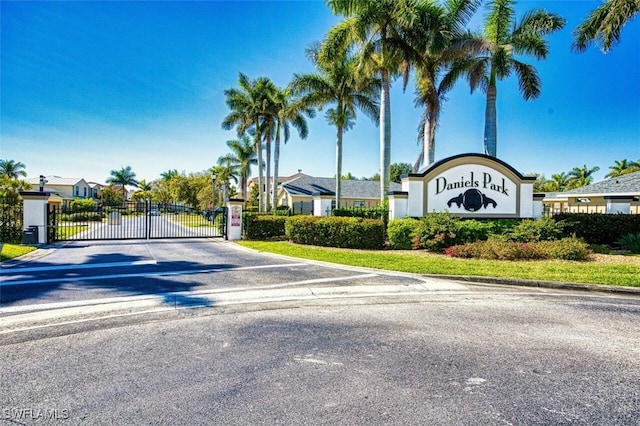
[[278, 175, 401, 215], [25, 176, 93, 201], [541, 171, 640, 214], [246, 172, 309, 199]]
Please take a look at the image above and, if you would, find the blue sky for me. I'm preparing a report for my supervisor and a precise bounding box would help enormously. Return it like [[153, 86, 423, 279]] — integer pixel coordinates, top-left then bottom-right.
[[2, 0, 638, 185]]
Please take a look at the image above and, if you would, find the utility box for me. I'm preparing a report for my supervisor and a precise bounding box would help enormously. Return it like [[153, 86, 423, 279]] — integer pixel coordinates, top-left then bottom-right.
[[22, 226, 39, 244]]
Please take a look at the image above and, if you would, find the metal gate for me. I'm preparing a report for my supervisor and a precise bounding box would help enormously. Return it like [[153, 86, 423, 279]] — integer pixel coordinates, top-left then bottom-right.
[[47, 201, 227, 242]]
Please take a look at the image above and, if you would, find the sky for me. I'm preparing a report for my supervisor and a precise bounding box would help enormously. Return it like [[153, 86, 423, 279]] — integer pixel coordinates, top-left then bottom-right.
[[1, 0, 639, 186]]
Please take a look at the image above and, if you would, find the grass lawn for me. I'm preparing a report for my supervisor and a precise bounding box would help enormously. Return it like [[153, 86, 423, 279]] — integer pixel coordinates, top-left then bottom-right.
[[238, 241, 640, 287], [0, 243, 37, 262], [172, 214, 218, 228]]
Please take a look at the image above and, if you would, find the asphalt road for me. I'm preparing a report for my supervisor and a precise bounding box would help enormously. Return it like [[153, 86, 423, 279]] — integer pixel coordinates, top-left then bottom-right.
[[1, 240, 639, 425]]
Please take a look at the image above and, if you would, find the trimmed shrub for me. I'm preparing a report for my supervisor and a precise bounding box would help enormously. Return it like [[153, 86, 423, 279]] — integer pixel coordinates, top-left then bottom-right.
[[70, 198, 97, 213], [445, 237, 590, 261], [412, 212, 461, 252], [332, 206, 388, 220], [61, 212, 103, 222], [285, 216, 385, 249], [243, 213, 286, 240], [553, 213, 640, 245], [387, 218, 419, 250]]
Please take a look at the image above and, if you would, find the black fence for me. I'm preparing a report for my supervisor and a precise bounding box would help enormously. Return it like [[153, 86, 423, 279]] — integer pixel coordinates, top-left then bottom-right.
[[0, 200, 24, 243], [48, 201, 226, 242]]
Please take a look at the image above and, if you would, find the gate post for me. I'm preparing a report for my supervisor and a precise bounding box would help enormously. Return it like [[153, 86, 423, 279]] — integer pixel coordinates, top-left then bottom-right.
[[19, 191, 63, 244], [226, 199, 244, 240]]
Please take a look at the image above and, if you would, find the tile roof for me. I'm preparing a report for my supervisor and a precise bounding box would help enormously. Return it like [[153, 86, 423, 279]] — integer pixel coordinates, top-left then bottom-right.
[[282, 176, 401, 199], [563, 171, 640, 195]]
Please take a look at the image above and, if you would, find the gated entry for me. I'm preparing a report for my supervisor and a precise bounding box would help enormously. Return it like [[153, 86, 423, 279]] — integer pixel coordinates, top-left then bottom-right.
[[48, 201, 227, 242]]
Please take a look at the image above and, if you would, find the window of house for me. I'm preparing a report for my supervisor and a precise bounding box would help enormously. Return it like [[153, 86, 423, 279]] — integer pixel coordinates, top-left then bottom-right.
[[84, 187, 87, 197], [75, 186, 79, 196], [354, 200, 365, 208]]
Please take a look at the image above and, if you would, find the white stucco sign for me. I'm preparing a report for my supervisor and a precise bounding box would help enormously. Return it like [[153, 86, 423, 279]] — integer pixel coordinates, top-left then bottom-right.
[[389, 153, 539, 219]]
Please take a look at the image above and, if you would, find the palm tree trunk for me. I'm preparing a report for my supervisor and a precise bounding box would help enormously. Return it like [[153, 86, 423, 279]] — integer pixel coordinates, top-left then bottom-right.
[[484, 83, 497, 157], [265, 133, 272, 212], [335, 126, 344, 210], [380, 68, 391, 203], [272, 126, 281, 210], [255, 130, 264, 212]]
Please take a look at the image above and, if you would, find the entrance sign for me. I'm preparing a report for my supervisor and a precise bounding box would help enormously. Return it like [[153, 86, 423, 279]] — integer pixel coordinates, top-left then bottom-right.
[[389, 154, 538, 219]]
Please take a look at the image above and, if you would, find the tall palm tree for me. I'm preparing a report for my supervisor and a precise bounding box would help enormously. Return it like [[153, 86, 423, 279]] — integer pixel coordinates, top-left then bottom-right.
[[0, 159, 27, 179], [411, 0, 481, 170], [160, 169, 178, 181], [567, 165, 600, 189], [573, 0, 639, 53], [222, 73, 276, 212], [292, 43, 379, 209], [106, 166, 138, 202], [323, 0, 423, 203], [222, 135, 257, 206], [271, 85, 314, 209], [605, 158, 640, 178], [463, 0, 565, 157]]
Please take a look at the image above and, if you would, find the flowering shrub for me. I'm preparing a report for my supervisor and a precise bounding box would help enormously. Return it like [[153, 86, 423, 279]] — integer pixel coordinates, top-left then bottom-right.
[[445, 238, 590, 261]]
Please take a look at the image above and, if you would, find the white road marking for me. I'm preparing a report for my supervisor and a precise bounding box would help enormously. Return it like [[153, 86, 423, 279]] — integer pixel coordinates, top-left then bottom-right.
[[1, 260, 158, 274], [0, 262, 307, 287]]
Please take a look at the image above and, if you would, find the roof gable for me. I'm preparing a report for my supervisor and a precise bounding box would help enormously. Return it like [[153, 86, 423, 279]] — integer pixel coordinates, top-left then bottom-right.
[[564, 171, 640, 195]]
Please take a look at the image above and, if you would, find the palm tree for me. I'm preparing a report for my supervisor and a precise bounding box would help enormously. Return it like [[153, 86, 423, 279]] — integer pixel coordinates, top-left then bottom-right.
[[463, 0, 565, 157], [573, 0, 640, 53], [222, 73, 276, 212], [411, 0, 481, 170], [292, 43, 379, 209], [106, 166, 138, 202], [605, 159, 640, 178], [212, 160, 239, 205], [160, 169, 178, 181], [543, 172, 571, 192], [323, 0, 423, 203], [0, 159, 27, 179], [224, 135, 258, 206], [271, 85, 314, 209], [567, 165, 600, 190]]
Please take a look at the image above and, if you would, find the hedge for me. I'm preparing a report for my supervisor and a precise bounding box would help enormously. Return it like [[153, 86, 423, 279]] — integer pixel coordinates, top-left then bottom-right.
[[243, 213, 287, 240], [285, 216, 385, 249], [552, 213, 640, 245]]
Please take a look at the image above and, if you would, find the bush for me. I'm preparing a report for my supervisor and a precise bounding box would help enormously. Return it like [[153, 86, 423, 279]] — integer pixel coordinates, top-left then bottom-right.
[[70, 198, 97, 213], [456, 220, 496, 243], [445, 238, 590, 261], [616, 233, 640, 254], [553, 213, 640, 245], [387, 218, 419, 250], [499, 217, 565, 242], [61, 212, 103, 222], [332, 206, 388, 220], [243, 213, 287, 240], [412, 212, 461, 252], [285, 216, 385, 249]]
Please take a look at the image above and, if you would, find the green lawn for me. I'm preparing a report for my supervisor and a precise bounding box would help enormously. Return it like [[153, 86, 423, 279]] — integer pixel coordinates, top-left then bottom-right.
[[0, 243, 37, 262], [237, 241, 640, 287]]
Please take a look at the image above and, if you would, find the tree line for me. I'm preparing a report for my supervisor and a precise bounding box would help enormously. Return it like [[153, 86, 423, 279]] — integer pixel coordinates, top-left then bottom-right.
[[216, 0, 638, 212]]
